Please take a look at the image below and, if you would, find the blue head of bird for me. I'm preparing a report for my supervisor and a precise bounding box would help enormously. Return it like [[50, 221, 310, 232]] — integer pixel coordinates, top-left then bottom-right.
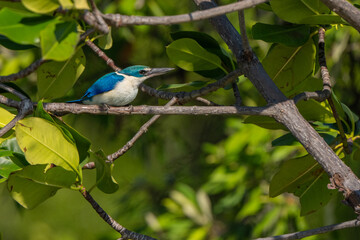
[[67, 65, 174, 106]]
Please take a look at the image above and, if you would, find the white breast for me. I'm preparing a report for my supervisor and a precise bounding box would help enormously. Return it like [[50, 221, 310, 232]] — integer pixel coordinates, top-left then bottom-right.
[[84, 75, 145, 106]]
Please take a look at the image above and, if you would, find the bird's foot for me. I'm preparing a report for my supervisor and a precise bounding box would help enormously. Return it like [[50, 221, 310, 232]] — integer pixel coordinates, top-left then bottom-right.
[[100, 103, 110, 112]]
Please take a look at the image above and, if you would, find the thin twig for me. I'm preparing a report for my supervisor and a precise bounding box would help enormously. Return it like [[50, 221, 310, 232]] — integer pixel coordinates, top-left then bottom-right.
[[238, 2, 250, 52], [85, 40, 121, 71], [0, 59, 46, 83], [232, 81, 242, 106], [255, 219, 360, 240], [107, 97, 178, 162], [0, 84, 33, 137], [195, 97, 220, 106], [139, 69, 242, 101], [84, 0, 109, 34], [294, 28, 331, 103], [79, 186, 157, 240], [101, 0, 268, 27]]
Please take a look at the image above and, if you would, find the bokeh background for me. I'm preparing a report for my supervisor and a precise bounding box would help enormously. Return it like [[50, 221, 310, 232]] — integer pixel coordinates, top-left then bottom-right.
[[1, 0, 360, 239]]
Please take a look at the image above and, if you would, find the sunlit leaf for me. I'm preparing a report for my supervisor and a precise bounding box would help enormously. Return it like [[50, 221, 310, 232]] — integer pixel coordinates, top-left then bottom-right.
[[16, 117, 80, 173], [40, 20, 79, 61], [0, 8, 55, 45], [21, 0, 60, 14]]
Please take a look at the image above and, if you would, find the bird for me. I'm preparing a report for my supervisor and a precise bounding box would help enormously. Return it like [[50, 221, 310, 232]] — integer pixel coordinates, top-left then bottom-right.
[[67, 65, 174, 106]]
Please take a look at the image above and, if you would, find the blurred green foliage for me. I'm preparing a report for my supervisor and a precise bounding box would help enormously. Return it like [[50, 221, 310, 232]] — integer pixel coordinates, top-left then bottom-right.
[[1, 0, 360, 240]]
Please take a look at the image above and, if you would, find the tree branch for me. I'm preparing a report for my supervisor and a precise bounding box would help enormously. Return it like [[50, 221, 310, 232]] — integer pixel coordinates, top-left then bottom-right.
[[107, 97, 178, 162], [101, 0, 268, 27], [79, 186, 157, 240], [194, 0, 360, 214], [321, 0, 360, 33], [256, 219, 360, 240], [294, 28, 331, 103], [43, 103, 274, 116], [0, 84, 33, 137], [0, 59, 46, 83]]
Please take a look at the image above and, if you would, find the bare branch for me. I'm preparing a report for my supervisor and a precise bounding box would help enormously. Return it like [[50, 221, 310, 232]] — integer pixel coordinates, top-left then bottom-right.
[[140, 69, 242, 101], [321, 0, 360, 33], [102, 0, 268, 27], [79, 186, 157, 240], [294, 28, 331, 103], [0, 59, 46, 83], [194, 0, 360, 214], [0, 84, 33, 137], [107, 98, 178, 162], [83, 0, 109, 34], [85, 40, 121, 72], [256, 219, 360, 240], [43, 103, 275, 117], [232, 82, 242, 106]]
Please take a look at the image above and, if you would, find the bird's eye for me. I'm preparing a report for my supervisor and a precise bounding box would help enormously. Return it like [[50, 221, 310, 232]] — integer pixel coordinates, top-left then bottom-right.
[[139, 70, 147, 75]]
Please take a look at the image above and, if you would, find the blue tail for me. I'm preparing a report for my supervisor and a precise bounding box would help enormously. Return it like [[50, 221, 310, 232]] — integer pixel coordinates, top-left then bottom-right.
[[67, 99, 83, 103]]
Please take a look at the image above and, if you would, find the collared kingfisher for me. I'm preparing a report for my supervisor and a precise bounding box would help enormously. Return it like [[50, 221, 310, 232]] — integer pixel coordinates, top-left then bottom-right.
[[67, 65, 174, 106]]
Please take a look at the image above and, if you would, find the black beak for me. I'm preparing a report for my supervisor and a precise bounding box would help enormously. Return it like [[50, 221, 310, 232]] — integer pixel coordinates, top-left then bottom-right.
[[145, 68, 174, 77]]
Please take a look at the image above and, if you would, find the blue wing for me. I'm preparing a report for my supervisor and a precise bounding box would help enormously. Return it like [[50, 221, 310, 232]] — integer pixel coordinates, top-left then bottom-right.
[[73, 72, 124, 102]]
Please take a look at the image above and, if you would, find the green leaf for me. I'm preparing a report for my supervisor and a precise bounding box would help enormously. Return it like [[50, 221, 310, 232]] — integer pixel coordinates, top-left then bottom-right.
[[244, 116, 287, 130], [0, 1, 29, 11], [166, 38, 226, 73], [262, 40, 316, 96], [0, 107, 15, 128], [21, 0, 60, 14], [298, 15, 344, 25], [97, 28, 113, 50], [92, 150, 119, 194], [0, 34, 36, 50], [15, 117, 80, 173], [270, 155, 321, 197], [272, 132, 337, 146], [270, 0, 342, 24], [35, 101, 90, 163], [1, 137, 28, 167], [296, 99, 335, 123], [74, 0, 90, 10], [40, 20, 79, 61], [37, 48, 85, 99], [0, 8, 56, 45], [0, 151, 22, 179], [270, 154, 334, 215], [7, 164, 77, 209], [52, 118, 90, 164], [170, 31, 235, 77], [58, 0, 73, 9], [252, 23, 310, 47]]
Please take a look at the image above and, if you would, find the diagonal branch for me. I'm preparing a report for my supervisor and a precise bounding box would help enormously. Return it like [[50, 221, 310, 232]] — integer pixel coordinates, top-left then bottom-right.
[[0, 59, 46, 83], [255, 219, 360, 240], [0, 83, 33, 137], [107, 97, 178, 162], [321, 0, 360, 33], [194, 0, 360, 214], [79, 186, 157, 240]]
